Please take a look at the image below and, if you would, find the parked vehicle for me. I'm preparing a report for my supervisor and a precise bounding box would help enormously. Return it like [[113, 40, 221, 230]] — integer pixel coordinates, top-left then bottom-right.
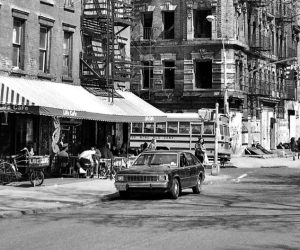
[[0, 148, 49, 186], [129, 110, 231, 164], [114, 150, 205, 199]]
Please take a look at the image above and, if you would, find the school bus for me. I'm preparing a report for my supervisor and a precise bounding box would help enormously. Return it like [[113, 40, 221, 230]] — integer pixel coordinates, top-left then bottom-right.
[[129, 110, 231, 163]]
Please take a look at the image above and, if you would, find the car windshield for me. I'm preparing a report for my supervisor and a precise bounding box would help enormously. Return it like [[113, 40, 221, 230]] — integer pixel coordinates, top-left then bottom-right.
[[133, 153, 178, 167]]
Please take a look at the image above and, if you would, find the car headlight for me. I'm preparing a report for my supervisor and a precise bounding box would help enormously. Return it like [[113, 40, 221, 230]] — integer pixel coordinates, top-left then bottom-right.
[[158, 175, 168, 181], [116, 175, 124, 181]]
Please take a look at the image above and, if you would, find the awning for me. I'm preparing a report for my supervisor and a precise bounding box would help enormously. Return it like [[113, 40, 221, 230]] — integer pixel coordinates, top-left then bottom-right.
[[0, 75, 166, 122]]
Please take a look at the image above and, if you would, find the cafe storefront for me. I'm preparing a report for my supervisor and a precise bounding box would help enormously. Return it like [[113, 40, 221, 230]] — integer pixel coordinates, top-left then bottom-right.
[[0, 75, 166, 160]]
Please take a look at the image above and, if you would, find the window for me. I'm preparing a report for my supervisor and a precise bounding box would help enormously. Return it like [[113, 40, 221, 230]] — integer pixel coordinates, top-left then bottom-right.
[[179, 122, 190, 134], [144, 123, 154, 133], [167, 122, 178, 134], [195, 60, 212, 89], [142, 61, 153, 89], [64, 0, 74, 7], [164, 61, 175, 89], [132, 123, 142, 133], [203, 122, 214, 135], [12, 18, 25, 70], [162, 11, 174, 39], [39, 26, 51, 73], [156, 122, 166, 134], [119, 43, 126, 59], [194, 9, 211, 38], [143, 12, 153, 39], [63, 31, 73, 77], [191, 124, 202, 135]]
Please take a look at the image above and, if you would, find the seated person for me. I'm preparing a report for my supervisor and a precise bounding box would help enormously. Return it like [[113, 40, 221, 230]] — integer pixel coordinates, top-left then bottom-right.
[[100, 144, 114, 159]]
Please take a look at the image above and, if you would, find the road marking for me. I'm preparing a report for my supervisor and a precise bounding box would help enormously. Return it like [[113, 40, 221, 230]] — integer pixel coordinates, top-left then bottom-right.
[[237, 174, 247, 179], [232, 173, 248, 183]]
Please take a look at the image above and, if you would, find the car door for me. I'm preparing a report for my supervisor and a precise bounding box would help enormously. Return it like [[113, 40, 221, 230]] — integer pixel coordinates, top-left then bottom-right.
[[179, 153, 190, 188], [185, 152, 198, 186]]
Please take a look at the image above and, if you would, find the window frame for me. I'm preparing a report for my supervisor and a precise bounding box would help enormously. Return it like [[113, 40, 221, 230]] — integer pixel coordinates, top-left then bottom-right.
[[39, 25, 51, 73], [63, 31, 73, 77], [12, 18, 25, 69]]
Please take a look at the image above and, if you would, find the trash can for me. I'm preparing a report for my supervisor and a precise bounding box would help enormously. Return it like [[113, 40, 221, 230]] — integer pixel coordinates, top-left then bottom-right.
[[211, 163, 220, 176]]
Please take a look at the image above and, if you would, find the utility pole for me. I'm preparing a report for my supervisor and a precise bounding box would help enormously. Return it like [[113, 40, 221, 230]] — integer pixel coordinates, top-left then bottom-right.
[[212, 102, 220, 176]]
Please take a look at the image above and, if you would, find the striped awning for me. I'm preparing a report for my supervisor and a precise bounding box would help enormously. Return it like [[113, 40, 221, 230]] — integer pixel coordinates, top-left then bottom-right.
[[0, 75, 166, 122]]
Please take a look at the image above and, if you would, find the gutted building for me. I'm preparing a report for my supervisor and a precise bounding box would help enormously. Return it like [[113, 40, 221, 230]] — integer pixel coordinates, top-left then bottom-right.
[[130, 0, 300, 153]]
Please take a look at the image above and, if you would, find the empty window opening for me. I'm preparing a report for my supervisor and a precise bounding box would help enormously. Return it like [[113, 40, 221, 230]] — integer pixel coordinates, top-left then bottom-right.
[[194, 9, 211, 38], [195, 60, 212, 89], [142, 61, 153, 89], [143, 12, 153, 39], [164, 61, 175, 89], [163, 11, 174, 39]]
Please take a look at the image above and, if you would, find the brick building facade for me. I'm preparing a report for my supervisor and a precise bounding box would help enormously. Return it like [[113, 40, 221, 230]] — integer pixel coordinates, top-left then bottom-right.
[[130, 0, 300, 154]]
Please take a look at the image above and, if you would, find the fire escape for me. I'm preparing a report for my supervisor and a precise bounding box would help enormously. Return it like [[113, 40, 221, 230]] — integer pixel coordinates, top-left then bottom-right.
[[81, 0, 132, 91]]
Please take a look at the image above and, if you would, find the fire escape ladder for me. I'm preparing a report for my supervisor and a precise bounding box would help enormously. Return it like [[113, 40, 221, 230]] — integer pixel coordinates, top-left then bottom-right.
[[81, 0, 133, 88]]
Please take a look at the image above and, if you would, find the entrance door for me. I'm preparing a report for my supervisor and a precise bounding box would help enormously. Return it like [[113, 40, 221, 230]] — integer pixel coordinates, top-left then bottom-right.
[[270, 117, 276, 150]]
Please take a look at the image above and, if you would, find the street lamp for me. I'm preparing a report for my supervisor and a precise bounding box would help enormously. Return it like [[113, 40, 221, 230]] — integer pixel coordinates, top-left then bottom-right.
[[206, 15, 229, 115]]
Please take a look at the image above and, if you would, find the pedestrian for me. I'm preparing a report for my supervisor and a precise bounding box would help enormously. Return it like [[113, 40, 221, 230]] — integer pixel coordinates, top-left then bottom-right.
[[290, 137, 297, 161], [297, 137, 300, 159], [146, 138, 156, 151], [195, 137, 206, 163]]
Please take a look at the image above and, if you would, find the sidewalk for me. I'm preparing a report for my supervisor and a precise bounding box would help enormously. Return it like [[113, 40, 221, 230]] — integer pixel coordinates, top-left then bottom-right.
[[230, 154, 300, 168], [0, 174, 227, 219]]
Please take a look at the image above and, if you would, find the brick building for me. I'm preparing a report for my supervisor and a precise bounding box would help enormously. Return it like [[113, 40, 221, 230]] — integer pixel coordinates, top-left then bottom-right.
[[0, 0, 165, 161], [130, 0, 300, 154]]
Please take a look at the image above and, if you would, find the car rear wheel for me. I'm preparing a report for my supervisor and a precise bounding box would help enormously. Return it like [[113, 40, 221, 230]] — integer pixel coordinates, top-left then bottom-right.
[[192, 175, 202, 194], [170, 178, 180, 199]]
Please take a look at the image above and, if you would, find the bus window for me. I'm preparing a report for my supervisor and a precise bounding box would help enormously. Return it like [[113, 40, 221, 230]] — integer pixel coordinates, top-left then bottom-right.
[[219, 125, 224, 136], [203, 122, 214, 135], [144, 123, 154, 133], [179, 122, 190, 134], [225, 126, 230, 136], [167, 122, 178, 134], [132, 123, 142, 133], [156, 122, 166, 134], [191, 124, 202, 135]]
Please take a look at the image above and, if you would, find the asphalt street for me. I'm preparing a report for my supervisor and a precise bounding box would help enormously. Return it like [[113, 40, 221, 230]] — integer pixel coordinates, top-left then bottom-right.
[[1, 167, 300, 250]]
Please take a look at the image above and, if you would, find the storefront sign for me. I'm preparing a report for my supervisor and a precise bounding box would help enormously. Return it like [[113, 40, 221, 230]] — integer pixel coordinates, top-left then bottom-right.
[[62, 109, 77, 117], [0, 104, 29, 112]]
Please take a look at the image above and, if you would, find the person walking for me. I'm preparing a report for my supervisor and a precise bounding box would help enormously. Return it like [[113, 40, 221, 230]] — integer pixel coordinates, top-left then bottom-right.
[[147, 138, 157, 151], [290, 137, 297, 161], [195, 137, 206, 163]]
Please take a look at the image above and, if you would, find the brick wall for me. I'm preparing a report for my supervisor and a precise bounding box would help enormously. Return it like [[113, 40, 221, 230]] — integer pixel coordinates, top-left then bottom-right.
[[0, 0, 81, 85]]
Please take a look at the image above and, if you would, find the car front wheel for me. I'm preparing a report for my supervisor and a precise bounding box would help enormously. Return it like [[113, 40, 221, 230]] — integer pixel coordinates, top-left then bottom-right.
[[192, 175, 202, 194], [170, 178, 180, 199]]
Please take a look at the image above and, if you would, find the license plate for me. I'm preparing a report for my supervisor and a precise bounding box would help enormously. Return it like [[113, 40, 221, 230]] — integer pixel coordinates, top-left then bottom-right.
[[118, 184, 127, 191]]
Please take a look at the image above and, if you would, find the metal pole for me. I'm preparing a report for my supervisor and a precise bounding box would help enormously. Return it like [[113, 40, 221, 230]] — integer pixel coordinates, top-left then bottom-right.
[[212, 102, 220, 176], [214, 103, 219, 165]]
